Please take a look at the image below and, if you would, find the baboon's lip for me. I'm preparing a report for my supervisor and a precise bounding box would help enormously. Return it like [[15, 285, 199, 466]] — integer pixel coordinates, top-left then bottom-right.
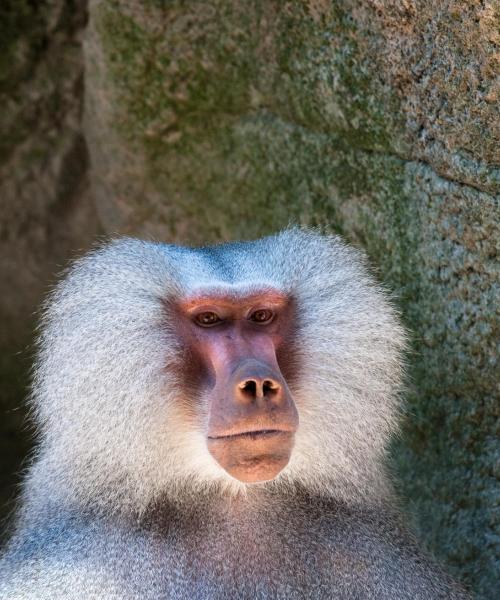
[[208, 429, 290, 441]]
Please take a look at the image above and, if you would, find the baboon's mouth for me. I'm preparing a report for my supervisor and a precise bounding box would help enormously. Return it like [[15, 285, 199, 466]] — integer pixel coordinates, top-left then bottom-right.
[[207, 429, 295, 483], [208, 429, 286, 441]]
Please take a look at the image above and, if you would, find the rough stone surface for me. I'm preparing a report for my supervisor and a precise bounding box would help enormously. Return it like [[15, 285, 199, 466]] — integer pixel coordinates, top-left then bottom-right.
[[0, 0, 498, 597], [0, 0, 100, 517]]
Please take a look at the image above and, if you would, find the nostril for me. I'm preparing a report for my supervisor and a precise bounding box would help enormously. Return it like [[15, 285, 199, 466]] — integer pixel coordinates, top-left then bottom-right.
[[263, 380, 280, 395], [239, 380, 257, 397]]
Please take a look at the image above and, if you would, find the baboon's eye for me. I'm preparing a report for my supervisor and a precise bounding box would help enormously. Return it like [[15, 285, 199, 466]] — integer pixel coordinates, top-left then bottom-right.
[[194, 312, 222, 327], [249, 309, 274, 324]]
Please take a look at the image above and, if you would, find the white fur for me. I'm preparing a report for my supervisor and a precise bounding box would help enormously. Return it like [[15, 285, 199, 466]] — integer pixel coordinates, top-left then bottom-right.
[[20, 228, 406, 518]]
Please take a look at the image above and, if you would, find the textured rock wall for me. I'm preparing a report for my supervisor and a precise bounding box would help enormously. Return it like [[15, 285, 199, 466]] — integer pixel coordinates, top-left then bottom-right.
[[0, 0, 100, 515], [1, 0, 498, 597]]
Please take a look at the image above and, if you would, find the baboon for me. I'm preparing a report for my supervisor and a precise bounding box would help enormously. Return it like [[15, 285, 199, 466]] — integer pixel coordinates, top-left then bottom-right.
[[0, 229, 469, 598]]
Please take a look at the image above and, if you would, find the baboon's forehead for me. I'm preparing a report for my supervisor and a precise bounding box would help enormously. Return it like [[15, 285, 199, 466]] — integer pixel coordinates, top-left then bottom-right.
[[165, 237, 293, 292]]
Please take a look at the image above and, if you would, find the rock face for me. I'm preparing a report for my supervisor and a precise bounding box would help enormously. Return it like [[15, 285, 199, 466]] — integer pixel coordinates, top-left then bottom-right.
[[1, 0, 498, 597], [0, 0, 100, 518]]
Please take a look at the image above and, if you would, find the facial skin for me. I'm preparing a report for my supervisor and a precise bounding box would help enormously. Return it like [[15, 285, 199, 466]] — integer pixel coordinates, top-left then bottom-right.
[[175, 290, 299, 484]]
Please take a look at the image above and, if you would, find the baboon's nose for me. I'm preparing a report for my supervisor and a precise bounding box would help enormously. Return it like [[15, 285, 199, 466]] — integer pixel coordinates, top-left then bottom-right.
[[232, 360, 284, 405]]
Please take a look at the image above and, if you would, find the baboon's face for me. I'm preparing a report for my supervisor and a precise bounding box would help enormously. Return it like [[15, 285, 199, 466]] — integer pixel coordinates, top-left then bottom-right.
[[174, 289, 298, 483]]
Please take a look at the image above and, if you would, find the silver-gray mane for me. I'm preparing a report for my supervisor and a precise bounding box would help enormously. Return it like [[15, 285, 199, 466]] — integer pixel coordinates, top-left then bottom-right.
[[21, 228, 406, 520]]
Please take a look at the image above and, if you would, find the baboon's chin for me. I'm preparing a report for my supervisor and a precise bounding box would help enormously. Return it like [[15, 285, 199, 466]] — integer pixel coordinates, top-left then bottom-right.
[[207, 431, 294, 483]]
